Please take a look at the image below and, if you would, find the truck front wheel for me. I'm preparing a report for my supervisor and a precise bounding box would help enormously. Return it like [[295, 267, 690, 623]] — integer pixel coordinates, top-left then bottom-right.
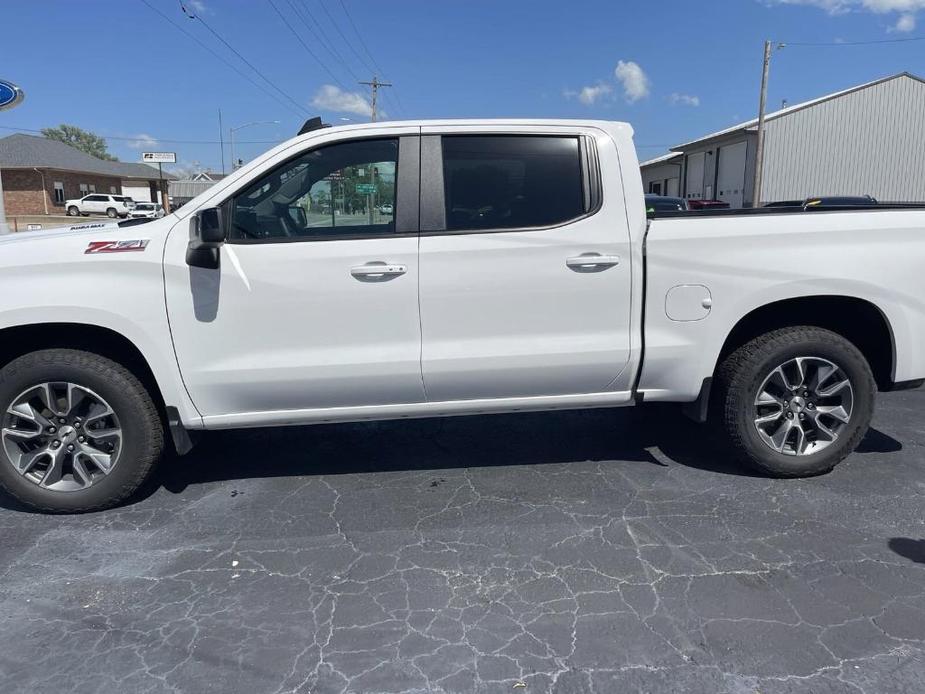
[[716, 326, 875, 477], [0, 349, 164, 512]]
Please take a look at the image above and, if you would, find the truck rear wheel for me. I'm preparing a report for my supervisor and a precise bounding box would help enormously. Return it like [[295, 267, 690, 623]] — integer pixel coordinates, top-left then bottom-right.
[[715, 327, 875, 477], [0, 349, 164, 513]]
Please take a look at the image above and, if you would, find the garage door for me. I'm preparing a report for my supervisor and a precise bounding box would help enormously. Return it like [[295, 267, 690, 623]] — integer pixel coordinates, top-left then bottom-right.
[[685, 153, 705, 200], [717, 141, 747, 209]]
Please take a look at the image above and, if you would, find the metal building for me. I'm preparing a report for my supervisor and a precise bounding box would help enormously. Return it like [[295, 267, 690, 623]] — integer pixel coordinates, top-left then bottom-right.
[[644, 72, 925, 208], [639, 152, 682, 197]]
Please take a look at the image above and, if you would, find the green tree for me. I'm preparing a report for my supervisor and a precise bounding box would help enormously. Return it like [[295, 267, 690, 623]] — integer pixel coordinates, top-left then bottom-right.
[[40, 124, 118, 161]]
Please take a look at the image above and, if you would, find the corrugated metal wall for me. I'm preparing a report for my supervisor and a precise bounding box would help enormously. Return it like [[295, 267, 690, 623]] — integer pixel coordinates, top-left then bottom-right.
[[762, 76, 925, 203]]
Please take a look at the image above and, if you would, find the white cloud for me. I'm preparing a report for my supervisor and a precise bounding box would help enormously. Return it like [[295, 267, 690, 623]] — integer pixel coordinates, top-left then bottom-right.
[[188, 0, 207, 14], [564, 83, 613, 105], [311, 84, 374, 117], [128, 133, 157, 150], [766, 0, 925, 29], [669, 93, 701, 107], [769, 0, 925, 11], [614, 61, 650, 103], [893, 11, 917, 29]]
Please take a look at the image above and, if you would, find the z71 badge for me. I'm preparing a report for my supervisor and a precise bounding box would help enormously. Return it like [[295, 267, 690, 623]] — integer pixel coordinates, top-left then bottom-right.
[[85, 239, 150, 254]]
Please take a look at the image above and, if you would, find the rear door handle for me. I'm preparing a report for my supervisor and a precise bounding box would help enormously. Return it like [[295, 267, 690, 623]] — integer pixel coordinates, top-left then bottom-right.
[[350, 262, 407, 279], [566, 254, 621, 270]]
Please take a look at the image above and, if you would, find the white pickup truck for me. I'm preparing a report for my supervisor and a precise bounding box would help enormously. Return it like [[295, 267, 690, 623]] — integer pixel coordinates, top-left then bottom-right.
[[1, 119, 923, 512]]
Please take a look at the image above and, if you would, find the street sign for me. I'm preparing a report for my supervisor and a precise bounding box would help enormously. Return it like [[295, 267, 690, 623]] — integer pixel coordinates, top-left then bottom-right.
[[142, 152, 177, 164], [0, 79, 24, 111], [355, 183, 377, 195]]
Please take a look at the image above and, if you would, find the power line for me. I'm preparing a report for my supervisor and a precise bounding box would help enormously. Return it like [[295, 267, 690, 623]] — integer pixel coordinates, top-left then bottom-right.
[[336, 0, 405, 117], [781, 35, 925, 47], [185, 5, 311, 116], [292, 0, 360, 82], [317, 0, 374, 75], [137, 0, 304, 118], [337, 0, 384, 76], [267, 0, 352, 90]]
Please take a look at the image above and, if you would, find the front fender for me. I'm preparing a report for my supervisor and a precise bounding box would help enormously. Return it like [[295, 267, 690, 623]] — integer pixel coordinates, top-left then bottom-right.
[[0, 224, 202, 427]]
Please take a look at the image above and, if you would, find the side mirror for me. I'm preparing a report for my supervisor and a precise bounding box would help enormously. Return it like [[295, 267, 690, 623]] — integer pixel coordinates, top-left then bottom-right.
[[186, 207, 225, 269], [287, 205, 307, 229]]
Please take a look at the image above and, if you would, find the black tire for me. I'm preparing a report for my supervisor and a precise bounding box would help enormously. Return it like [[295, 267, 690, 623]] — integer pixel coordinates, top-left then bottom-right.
[[106, 207, 118, 218], [715, 326, 875, 477], [67, 206, 79, 217], [0, 349, 164, 513]]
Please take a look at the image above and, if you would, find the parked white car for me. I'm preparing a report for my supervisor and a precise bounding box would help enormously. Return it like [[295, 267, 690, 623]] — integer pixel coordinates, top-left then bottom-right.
[[65, 194, 135, 219], [130, 202, 166, 219], [1, 118, 924, 512]]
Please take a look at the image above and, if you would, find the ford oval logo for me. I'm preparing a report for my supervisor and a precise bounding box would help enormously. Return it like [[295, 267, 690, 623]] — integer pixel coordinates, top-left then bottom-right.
[[0, 79, 24, 111]]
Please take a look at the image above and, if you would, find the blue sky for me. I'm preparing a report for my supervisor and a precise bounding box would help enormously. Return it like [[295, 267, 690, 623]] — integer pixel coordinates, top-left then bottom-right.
[[2, 0, 924, 173]]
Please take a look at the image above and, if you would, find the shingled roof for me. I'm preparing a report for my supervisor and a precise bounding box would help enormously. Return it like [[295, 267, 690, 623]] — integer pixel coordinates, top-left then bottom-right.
[[0, 133, 175, 180]]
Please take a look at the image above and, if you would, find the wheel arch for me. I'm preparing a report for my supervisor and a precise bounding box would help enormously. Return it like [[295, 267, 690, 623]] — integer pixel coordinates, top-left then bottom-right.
[[0, 323, 168, 421], [717, 295, 896, 389], [684, 295, 897, 423]]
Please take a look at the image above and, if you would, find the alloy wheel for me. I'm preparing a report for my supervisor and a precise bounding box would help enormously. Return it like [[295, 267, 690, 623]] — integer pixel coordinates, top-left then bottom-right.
[[753, 356, 854, 456], [1, 382, 122, 492]]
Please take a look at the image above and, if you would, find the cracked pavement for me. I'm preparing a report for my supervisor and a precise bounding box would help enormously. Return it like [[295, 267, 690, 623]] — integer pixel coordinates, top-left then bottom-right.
[[2, 391, 924, 693]]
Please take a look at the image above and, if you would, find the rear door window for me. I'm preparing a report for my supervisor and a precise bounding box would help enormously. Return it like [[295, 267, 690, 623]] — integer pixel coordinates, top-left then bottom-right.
[[441, 135, 585, 231]]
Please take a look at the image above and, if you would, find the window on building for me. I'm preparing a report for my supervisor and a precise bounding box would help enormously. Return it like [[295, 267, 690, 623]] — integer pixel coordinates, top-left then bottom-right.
[[53, 182, 65, 205], [88, 184, 96, 193], [229, 138, 399, 241], [110, 186, 117, 194], [79, 184, 89, 196], [441, 135, 586, 232]]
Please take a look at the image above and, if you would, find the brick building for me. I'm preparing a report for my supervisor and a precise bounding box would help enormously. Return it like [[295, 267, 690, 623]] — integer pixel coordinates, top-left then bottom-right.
[[0, 133, 174, 217]]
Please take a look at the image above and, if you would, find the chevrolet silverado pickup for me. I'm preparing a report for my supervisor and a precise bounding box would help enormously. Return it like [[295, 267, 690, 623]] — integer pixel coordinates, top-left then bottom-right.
[[1, 119, 923, 512]]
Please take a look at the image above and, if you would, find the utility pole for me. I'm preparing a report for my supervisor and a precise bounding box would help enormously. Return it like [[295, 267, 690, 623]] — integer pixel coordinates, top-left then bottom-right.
[[359, 76, 392, 122], [218, 109, 226, 176], [752, 40, 783, 208]]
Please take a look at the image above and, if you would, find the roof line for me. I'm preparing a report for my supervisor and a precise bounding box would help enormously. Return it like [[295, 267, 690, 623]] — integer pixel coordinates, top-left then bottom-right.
[[639, 152, 683, 168], [670, 72, 924, 151]]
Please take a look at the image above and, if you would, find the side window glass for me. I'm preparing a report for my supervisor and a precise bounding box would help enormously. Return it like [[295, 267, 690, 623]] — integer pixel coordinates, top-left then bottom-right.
[[229, 138, 398, 241], [441, 135, 585, 231]]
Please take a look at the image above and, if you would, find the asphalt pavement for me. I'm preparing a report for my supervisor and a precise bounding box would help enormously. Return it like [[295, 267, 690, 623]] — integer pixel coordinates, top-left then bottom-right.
[[2, 391, 924, 693]]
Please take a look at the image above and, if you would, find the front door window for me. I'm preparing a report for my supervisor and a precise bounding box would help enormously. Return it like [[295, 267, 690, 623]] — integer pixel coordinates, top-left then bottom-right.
[[230, 138, 399, 242]]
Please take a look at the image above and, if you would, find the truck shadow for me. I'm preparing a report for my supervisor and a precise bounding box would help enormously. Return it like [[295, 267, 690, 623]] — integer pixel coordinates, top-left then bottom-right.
[[0, 407, 906, 513], [888, 538, 925, 564], [154, 406, 903, 495]]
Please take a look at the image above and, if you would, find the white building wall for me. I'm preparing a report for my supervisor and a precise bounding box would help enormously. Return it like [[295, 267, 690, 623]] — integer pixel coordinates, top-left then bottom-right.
[[121, 181, 161, 203], [641, 161, 682, 196], [762, 75, 925, 203]]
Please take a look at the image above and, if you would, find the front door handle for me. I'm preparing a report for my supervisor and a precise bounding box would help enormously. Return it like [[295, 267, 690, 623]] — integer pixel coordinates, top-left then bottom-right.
[[566, 253, 621, 271], [350, 262, 407, 280]]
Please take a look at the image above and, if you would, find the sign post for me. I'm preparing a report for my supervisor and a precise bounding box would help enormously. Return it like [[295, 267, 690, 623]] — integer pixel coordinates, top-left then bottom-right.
[[142, 152, 176, 214], [0, 78, 26, 234]]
